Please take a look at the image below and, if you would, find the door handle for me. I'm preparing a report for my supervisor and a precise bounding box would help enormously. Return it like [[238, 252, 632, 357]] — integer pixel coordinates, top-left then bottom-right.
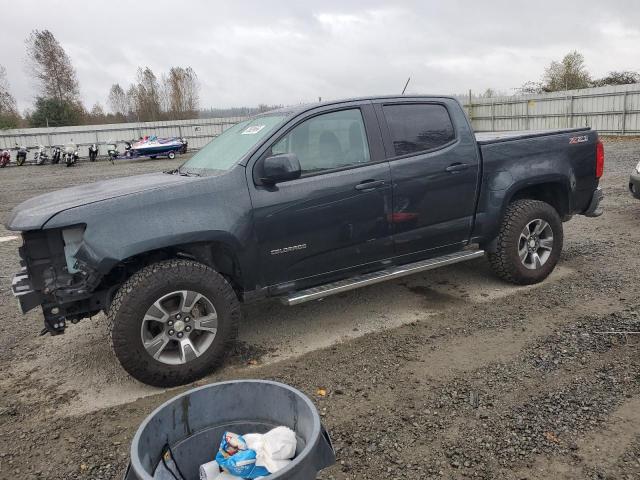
[[445, 163, 470, 173], [355, 179, 386, 191]]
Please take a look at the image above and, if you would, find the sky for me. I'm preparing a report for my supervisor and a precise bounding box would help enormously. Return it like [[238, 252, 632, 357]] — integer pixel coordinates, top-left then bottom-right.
[[1, 0, 639, 112]]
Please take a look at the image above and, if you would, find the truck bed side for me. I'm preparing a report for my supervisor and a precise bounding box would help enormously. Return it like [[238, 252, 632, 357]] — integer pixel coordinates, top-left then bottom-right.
[[471, 128, 600, 244]]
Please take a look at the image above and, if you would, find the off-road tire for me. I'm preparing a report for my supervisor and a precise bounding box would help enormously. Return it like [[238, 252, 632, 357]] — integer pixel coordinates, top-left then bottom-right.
[[487, 199, 563, 285], [108, 259, 240, 387]]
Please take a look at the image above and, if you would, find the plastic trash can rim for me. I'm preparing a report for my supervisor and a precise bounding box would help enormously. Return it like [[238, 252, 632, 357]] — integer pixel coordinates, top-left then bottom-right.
[[129, 379, 322, 480]]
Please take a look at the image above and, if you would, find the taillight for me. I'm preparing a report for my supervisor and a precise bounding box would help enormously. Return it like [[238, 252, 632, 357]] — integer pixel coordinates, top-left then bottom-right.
[[596, 139, 604, 178]]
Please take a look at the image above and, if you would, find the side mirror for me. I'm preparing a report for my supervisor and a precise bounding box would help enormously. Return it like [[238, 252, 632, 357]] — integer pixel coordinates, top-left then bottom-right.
[[261, 153, 301, 185]]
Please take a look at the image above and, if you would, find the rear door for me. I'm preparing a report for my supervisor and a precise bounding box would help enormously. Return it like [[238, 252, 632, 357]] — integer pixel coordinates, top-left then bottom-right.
[[248, 103, 393, 288], [375, 100, 480, 258]]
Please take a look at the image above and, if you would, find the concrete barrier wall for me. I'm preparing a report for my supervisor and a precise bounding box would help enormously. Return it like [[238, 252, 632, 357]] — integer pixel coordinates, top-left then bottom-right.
[[0, 116, 248, 157]]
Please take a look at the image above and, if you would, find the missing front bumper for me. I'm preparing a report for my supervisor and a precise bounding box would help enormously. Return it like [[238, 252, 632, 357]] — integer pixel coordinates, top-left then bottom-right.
[[12, 266, 66, 335], [11, 267, 41, 314]]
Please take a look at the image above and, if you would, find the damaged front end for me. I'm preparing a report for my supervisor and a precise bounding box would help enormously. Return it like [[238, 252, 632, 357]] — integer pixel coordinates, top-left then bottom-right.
[[11, 227, 107, 335]]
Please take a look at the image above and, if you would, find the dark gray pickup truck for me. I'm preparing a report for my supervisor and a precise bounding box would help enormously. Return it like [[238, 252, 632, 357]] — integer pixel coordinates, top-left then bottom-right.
[[7, 96, 604, 386]]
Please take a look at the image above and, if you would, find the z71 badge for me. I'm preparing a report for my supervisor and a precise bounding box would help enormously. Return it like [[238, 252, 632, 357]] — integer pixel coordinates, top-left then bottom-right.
[[569, 135, 588, 144]]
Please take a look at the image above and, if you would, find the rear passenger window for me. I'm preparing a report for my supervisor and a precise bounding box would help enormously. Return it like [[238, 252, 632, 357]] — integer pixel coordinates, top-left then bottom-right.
[[383, 104, 455, 156]]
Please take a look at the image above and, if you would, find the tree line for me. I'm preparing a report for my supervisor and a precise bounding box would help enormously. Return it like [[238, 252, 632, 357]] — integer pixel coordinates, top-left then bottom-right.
[[106, 66, 199, 124], [519, 50, 639, 94], [479, 50, 640, 98], [0, 29, 201, 129]]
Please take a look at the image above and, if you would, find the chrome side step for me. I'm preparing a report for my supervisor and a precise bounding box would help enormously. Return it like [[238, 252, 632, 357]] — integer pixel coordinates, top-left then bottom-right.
[[282, 249, 485, 306]]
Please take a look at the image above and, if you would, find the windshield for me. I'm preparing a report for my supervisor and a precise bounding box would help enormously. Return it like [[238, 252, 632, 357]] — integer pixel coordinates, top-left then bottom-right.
[[180, 115, 286, 173]]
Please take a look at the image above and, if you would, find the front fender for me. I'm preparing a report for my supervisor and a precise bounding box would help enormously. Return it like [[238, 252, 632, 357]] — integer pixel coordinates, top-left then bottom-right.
[[43, 167, 258, 288]]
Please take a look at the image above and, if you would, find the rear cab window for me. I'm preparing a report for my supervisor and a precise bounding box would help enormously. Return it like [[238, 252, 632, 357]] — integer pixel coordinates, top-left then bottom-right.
[[382, 104, 455, 157]]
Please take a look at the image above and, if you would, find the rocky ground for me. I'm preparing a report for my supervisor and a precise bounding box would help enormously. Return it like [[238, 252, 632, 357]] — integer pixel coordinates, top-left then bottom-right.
[[0, 139, 639, 479]]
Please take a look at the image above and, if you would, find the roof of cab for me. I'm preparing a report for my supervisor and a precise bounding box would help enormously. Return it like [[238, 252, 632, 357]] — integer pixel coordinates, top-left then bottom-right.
[[257, 95, 458, 118]]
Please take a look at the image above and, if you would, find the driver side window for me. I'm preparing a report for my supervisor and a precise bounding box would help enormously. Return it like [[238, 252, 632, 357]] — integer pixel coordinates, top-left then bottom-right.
[[271, 109, 371, 175]]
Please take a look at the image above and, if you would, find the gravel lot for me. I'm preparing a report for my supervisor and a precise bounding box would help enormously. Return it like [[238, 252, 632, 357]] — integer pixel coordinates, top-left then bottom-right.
[[0, 139, 639, 480]]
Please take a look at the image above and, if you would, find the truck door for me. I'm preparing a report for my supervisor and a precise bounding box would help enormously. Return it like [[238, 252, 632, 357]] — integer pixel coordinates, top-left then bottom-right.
[[248, 104, 393, 288], [375, 100, 480, 257]]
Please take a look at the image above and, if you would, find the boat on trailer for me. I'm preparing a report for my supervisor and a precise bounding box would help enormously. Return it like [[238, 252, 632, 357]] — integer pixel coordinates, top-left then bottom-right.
[[129, 136, 183, 159]]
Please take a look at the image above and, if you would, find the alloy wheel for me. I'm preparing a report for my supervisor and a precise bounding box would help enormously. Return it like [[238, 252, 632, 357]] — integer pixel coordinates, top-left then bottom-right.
[[140, 290, 218, 365]]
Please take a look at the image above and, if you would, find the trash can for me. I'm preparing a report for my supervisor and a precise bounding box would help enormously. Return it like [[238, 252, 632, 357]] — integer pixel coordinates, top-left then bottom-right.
[[124, 380, 335, 480]]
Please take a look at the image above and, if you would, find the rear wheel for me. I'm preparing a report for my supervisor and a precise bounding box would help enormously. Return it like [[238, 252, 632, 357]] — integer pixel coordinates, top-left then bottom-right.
[[108, 259, 240, 387], [487, 199, 563, 285], [168, 151, 176, 160]]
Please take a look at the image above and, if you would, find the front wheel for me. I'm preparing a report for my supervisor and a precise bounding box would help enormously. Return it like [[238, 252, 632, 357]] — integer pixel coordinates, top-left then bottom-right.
[[168, 151, 176, 160], [487, 199, 563, 285], [108, 259, 240, 387]]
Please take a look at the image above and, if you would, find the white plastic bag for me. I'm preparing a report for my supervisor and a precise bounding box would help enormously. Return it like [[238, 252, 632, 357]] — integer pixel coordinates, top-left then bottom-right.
[[244, 426, 297, 474]]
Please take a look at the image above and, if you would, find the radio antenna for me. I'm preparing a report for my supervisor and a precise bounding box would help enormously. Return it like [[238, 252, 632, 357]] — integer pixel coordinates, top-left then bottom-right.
[[401, 77, 411, 95]]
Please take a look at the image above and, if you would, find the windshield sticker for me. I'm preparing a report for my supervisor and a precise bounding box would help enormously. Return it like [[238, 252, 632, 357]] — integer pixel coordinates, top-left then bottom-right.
[[241, 125, 266, 135]]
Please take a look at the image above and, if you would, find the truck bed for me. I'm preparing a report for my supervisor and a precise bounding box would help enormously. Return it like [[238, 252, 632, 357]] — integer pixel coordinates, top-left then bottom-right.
[[475, 127, 590, 145], [473, 126, 600, 238]]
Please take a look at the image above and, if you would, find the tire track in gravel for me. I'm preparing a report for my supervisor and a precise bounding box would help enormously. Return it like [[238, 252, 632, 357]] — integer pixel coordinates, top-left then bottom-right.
[[321, 309, 639, 480], [578, 397, 640, 471]]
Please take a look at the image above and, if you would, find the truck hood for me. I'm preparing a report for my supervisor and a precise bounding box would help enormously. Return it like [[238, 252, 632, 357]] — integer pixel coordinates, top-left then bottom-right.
[[5, 172, 193, 231]]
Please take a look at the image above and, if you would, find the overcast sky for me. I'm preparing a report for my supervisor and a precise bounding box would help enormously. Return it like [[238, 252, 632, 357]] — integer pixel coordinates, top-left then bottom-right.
[[1, 0, 639, 112]]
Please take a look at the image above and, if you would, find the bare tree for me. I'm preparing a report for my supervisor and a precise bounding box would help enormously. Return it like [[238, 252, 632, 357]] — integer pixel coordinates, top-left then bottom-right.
[[182, 67, 200, 115], [159, 73, 171, 115], [517, 81, 544, 95], [592, 71, 640, 87], [90, 102, 105, 116], [165, 67, 200, 119], [134, 67, 161, 121], [0, 66, 17, 113], [25, 29, 80, 102], [0, 65, 20, 128], [481, 88, 497, 98], [126, 85, 138, 120], [108, 84, 128, 117], [542, 50, 591, 92], [84, 102, 106, 125]]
